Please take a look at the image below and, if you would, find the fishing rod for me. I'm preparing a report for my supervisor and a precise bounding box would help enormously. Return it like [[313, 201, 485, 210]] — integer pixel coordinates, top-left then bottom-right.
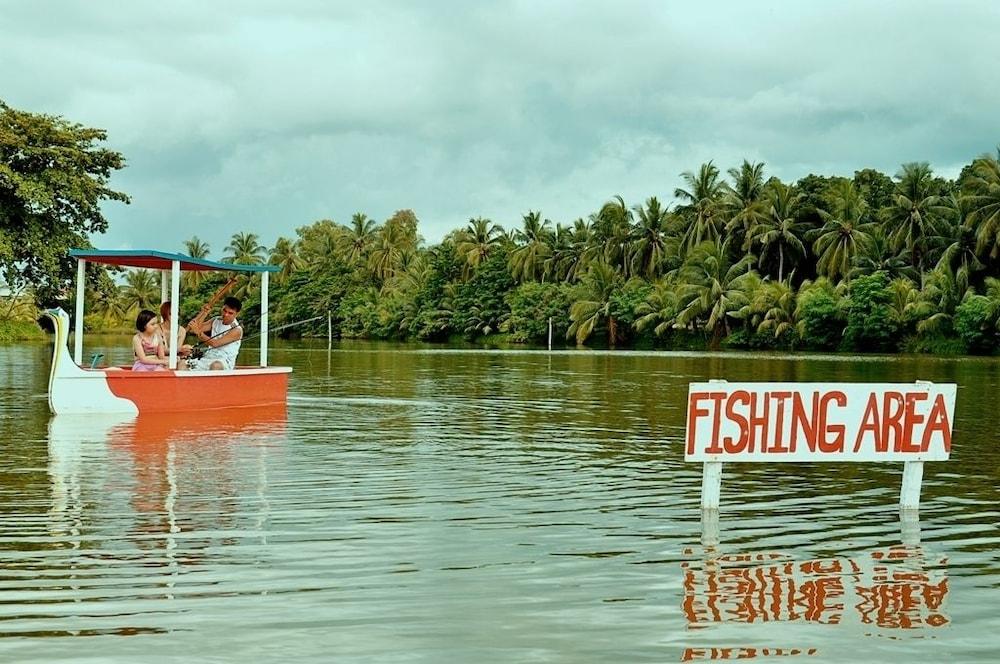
[[187, 315, 325, 358]]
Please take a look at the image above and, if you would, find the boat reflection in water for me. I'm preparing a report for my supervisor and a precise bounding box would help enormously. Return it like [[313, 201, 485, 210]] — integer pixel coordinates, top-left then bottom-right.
[[680, 512, 948, 661], [47, 405, 287, 562]]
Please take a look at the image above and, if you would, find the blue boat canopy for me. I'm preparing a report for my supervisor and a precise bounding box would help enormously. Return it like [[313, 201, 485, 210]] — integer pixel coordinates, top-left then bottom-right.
[[69, 249, 279, 273]]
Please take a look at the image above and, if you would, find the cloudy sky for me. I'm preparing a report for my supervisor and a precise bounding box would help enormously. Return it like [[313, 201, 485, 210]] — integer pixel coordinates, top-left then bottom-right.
[[2, 1, 997, 257]]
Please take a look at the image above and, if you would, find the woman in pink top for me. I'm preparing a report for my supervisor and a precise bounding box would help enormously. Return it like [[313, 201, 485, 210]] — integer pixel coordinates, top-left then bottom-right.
[[132, 309, 167, 371]]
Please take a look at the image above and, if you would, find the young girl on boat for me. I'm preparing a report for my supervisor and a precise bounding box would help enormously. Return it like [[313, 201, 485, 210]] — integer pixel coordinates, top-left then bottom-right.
[[132, 309, 168, 371]]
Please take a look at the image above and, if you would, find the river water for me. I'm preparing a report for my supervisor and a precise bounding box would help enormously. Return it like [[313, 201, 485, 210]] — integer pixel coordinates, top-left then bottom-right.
[[1, 339, 998, 662]]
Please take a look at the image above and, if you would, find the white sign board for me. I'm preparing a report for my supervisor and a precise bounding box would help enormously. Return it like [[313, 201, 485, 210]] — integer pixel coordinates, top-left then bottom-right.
[[685, 382, 956, 463]]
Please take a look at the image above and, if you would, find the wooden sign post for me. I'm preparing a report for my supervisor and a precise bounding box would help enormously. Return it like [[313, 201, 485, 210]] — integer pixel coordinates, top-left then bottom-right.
[[685, 380, 956, 511]]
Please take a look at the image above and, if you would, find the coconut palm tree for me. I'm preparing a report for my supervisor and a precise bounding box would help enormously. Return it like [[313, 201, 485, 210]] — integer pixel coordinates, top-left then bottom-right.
[[963, 151, 1000, 259], [910, 268, 967, 335], [746, 182, 805, 283], [851, 227, 918, 281], [593, 195, 634, 274], [675, 162, 726, 253], [674, 240, 756, 345], [224, 232, 266, 265], [567, 261, 624, 346], [754, 279, 797, 339], [456, 217, 502, 277], [368, 222, 406, 282], [724, 160, 768, 249], [182, 237, 211, 290], [812, 181, 871, 283], [347, 213, 378, 266], [121, 269, 160, 314], [936, 196, 982, 293], [629, 196, 673, 279], [883, 162, 951, 277], [635, 278, 682, 337], [509, 211, 553, 283], [268, 236, 301, 285]]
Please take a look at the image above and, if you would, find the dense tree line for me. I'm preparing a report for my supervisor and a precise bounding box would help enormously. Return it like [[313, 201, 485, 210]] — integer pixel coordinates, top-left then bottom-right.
[[4, 101, 1000, 354], [78, 151, 1000, 355]]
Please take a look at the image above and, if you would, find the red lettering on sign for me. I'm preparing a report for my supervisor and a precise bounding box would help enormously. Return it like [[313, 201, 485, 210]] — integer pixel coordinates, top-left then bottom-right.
[[853, 393, 881, 453], [723, 390, 751, 453], [817, 391, 846, 453], [791, 392, 818, 453], [687, 392, 710, 455], [881, 392, 904, 452], [899, 393, 927, 453], [747, 392, 770, 453], [769, 391, 792, 453], [706, 392, 726, 454], [921, 394, 952, 453]]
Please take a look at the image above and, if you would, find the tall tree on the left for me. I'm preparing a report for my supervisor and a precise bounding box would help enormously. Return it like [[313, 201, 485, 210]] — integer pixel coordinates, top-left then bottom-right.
[[0, 100, 129, 304]]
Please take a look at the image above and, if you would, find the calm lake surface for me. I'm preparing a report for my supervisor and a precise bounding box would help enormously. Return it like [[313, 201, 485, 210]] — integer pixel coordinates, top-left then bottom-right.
[[1, 338, 999, 662]]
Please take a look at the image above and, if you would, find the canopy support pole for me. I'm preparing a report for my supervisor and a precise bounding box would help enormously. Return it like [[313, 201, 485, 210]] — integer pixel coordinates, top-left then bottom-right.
[[74, 259, 85, 365], [169, 261, 180, 369], [160, 270, 169, 304], [260, 271, 269, 367]]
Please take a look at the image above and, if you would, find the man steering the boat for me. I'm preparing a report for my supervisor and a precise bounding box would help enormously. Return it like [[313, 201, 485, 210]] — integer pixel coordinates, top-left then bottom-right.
[[186, 296, 243, 370]]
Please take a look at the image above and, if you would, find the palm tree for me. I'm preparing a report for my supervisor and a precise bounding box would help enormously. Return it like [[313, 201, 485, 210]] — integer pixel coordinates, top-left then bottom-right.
[[268, 236, 301, 285], [509, 211, 553, 283], [121, 269, 160, 314], [567, 261, 623, 346], [635, 278, 682, 337], [753, 280, 797, 339], [224, 232, 266, 265], [883, 162, 951, 277], [812, 181, 871, 283], [593, 196, 633, 273], [675, 162, 726, 253], [348, 213, 378, 266], [936, 196, 982, 293], [907, 268, 967, 335], [746, 182, 805, 283], [182, 237, 211, 289], [724, 160, 768, 249], [456, 217, 502, 277], [674, 240, 756, 345], [886, 277, 920, 330], [629, 197, 673, 279], [963, 151, 1000, 259], [851, 227, 918, 281], [368, 222, 406, 282]]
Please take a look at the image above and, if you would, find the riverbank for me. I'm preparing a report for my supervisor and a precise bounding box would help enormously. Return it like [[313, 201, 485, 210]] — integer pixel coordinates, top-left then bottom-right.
[[0, 319, 44, 343]]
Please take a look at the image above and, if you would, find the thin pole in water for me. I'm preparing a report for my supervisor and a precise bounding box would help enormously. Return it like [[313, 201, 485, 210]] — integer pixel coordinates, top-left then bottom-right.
[[548, 317, 552, 351], [327, 310, 332, 351]]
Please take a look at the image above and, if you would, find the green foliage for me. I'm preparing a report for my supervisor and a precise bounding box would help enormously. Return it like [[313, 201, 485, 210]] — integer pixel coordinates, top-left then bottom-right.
[[609, 279, 653, 342], [452, 248, 514, 338], [954, 295, 999, 354], [504, 281, 572, 343], [843, 272, 899, 351], [795, 279, 844, 350], [0, 318, 44, 343], [0, 100, 129, 304]]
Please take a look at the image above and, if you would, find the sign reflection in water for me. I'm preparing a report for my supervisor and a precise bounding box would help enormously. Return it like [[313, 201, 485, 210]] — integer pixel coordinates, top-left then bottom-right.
[[681, 512, 949, 661]]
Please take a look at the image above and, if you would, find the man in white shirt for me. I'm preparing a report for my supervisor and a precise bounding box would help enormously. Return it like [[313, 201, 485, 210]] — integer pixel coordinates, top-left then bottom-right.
[[188, 296, 243, 370]]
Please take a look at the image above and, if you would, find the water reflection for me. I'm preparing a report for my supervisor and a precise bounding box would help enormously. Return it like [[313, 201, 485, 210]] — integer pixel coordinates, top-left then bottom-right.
[[40, 407, 288, 631], [683, 512, 949, 660]]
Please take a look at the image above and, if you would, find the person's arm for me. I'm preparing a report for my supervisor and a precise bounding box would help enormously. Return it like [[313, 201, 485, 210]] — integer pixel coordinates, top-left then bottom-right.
[[196, 325, 242, 348], [133, 334, 166, 365]]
